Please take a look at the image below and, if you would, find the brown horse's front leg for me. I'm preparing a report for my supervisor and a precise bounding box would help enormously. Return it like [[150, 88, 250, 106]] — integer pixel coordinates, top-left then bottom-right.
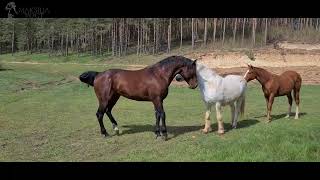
[[153, 99, 167, 141], [267, 94, 275, 122]]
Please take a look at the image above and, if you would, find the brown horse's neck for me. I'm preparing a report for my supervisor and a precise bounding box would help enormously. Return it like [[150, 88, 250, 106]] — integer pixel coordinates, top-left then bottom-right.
[[255, 67, 273, 86], [152, 58, 190, 86]]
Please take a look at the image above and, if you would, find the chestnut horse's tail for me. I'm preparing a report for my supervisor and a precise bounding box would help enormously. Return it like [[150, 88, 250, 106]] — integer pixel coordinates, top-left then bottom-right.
[[79, 71, 99, 87]]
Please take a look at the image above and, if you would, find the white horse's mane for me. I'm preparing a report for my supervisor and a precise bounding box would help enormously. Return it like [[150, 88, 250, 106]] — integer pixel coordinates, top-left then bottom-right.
[[196, 62, 220, 81]]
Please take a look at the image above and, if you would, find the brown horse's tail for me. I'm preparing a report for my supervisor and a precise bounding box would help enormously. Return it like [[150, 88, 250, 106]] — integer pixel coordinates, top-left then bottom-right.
[[79, 71, 99, 87]]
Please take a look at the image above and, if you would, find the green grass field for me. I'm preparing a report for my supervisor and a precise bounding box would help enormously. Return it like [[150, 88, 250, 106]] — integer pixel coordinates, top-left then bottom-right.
[[0, 55, 320, 162]]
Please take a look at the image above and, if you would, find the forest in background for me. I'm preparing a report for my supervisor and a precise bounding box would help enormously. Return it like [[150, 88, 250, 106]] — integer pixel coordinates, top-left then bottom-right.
[[1, 18, 320, 57]]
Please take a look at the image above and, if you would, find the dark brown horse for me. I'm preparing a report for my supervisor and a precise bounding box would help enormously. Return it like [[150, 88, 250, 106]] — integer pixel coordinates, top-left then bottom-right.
[[79, 56, 198, 140], [244, 64, 302, 122]]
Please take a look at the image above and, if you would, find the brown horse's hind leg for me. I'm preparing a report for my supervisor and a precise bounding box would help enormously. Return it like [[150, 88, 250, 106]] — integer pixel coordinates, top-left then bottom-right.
[[285, 93, 293, 118], [96, 103, 109, 137], [106, 94, 120, 135]]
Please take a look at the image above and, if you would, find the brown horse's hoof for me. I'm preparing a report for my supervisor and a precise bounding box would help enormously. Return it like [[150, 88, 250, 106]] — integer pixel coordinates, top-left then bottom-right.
[[162, 135, 168, 141], [114, 129, 120, 136], [102, 133, 110, 138]]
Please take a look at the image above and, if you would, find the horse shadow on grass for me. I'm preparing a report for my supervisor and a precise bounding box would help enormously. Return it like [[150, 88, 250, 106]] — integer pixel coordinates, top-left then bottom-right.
[[254, 112, 307, 121], [120, 119, 259, 140], [0, 68, 13, 71]]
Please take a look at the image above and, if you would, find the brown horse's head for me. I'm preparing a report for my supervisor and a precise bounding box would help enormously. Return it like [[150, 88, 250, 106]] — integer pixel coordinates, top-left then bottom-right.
[[244, 64, 258, 82], [176, 59, 198, 89]]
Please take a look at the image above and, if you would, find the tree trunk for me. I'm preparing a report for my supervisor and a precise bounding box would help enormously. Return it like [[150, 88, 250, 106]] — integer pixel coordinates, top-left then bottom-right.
[[137, 20, 140, 55], [100, 30, 103, 55], [156, 19, 159, 53], [11, 22, 15, 56], [180, 18, 183, 49], [119, 19, 123, 57], [66, 32, 68, 56], [192, 18, 194, 49], [264, 18, 268, 45], [252, 18, 256, 47], [204, 18, 207, 46], [153, 18, 156, 54], [61, 33, 64, 56], [167, 18, 171, 53], [70, 33, 73, 53], [222, 18, 226, 46], [213, 18, 217, 44], [232, 18, 237, 45], [241, 18, 246, 47], [112, 20, 115, 56]]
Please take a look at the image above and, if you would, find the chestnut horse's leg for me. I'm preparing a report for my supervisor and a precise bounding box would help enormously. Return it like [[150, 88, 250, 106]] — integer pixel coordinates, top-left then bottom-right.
[[264, 94, 269, 117], [267, 94, 275, 122], [105, 94, 120, 135], [293, 87, 300, 119], [153, 98, 167, 140], [285, 93, 293, 118]]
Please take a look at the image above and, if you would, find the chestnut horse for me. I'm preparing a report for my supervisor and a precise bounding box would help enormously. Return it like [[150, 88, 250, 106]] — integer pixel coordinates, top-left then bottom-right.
[[79, 56, 198, 140], [244, 64, 302, 122]]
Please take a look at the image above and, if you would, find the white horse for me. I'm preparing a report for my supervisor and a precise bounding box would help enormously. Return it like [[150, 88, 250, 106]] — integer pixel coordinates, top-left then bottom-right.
[[177, 62, 247, 134]]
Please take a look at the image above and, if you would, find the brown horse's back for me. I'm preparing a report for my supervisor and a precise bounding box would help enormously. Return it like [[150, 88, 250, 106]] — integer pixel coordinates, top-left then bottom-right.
[[277, 71, 302, 96], [94, 68, 167, 101]]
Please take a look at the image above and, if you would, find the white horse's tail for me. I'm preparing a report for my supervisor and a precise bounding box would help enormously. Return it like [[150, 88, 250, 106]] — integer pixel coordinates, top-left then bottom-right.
[[240, 94, 246, 117]]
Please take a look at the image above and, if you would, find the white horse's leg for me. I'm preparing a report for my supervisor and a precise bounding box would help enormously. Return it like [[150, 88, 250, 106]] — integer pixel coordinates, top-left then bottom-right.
[[202, 103, 212, 133], [230, 103, 235, 128], [215, 102, 224, 134], [233, 99, 241, 129]]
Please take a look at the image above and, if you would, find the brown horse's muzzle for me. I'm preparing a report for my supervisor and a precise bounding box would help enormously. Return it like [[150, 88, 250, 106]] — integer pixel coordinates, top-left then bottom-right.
[[189, 83, 198, 89]]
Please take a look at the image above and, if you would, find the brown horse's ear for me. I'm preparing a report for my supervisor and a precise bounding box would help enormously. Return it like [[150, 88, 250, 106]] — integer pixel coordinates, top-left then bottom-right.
[[193, 59, 197, 65]]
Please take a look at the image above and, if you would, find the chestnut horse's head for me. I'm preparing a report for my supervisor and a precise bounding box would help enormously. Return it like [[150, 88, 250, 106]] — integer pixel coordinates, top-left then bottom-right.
[[244, 64, 258, 82], [176, 58, 198, 89]]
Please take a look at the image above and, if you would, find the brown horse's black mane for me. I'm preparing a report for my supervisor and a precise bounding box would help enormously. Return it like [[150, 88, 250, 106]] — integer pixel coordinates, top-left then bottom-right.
[[152, 56, 193, 69]]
